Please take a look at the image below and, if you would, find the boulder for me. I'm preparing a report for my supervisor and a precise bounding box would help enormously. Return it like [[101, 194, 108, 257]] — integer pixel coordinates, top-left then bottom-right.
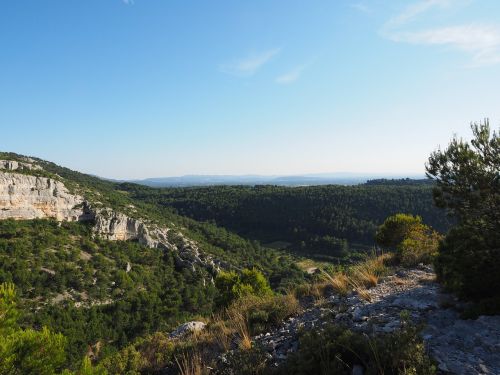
[[169, 321, 206, 338]]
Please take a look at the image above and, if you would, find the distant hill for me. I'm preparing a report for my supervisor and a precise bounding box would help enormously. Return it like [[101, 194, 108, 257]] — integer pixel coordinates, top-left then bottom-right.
[[365, 178, 434, 186], [131, 173, 426, 187]]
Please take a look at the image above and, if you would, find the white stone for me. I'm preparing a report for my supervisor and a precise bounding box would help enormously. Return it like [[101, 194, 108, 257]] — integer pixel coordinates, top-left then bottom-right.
[[0, 171, 88, 221], [169, 321, 206, 338]]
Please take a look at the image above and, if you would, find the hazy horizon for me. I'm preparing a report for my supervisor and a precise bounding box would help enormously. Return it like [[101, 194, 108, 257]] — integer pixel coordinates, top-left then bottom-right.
[[1, 0, 499, 179], [129, 171, 425, 180]]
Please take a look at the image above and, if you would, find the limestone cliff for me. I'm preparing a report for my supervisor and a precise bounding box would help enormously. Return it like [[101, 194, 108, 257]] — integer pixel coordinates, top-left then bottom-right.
[[92, 208, 174, 248], [0, 159, 42, 171], [92, 208, 222, 273], [0, 171, 90, 221], [0, 165, 221, 274]]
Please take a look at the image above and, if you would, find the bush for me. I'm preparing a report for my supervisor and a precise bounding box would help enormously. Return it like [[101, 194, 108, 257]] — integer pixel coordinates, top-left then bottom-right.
[[215, 269, 273, 307], [398, 226, 441, 267], [434, 224, 500, 301], [0, 283, 105, 375], [375, 214, 423, 249], [101, 332, 176, 374], [427, 121, 499, 303], [0, 282, 68, 375], [376, 214, 440, 267], [227, 294, 299, 336], [0, 326, 67, 375]]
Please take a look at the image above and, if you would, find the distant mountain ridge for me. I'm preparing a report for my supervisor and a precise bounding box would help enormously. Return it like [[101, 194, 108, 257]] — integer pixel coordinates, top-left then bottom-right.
[[130, 173, 426, 187]]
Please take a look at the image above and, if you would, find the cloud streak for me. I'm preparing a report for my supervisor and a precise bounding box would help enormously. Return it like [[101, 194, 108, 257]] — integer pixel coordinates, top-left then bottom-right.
[[389, 24, 500, 65], [386, 0, 452, 27], [382, 0, 500, 66], [220, 48, 281, 76], [275, 65, 307, 84], [350, 3, 371, 14]]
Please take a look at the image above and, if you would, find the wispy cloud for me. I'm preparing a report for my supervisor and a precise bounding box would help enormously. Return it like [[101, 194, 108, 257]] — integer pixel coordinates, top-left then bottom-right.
[[386, 0, 453, 27], [382, 0, 500, 66], [220, 48, 281, 76], [275, 65, 307, 84], [389, 25, 500, 66], [350, 3, 371, 14], [122, 0, 134, 5]]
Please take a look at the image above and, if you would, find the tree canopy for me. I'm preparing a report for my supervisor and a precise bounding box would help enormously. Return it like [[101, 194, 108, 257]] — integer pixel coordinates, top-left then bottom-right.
[[426, 120, 500, 303]]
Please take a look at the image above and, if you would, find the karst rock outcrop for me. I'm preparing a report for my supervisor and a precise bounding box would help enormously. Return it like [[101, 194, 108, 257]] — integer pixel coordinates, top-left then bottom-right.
[[0, 160, 220, 273], [0, 170, 89, 221]]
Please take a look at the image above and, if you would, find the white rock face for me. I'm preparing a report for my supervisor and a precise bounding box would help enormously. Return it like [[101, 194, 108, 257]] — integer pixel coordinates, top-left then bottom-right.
[[0, 172, 88, 221], [169, 321, 206, 338], [0, 159, 42, 171], [92, 208, 223, 273], [92, 208, 175, 248], [0, 169, 222, 274], [94, 209, 148, 241]]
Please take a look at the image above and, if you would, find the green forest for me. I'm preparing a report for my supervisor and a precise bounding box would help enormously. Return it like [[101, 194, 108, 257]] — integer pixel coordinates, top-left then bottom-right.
[[117, 181, 450, 259], [0, 218, 303, 368], [0, 122, 497, 374]]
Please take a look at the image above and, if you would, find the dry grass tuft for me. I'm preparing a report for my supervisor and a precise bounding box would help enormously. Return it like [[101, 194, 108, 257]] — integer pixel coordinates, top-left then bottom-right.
[[292, 283, 313, 299], [204, 315, 233, 352], [348, 278, 372, 302], [350, 254, 391, 289], [310, 282, 328, 299], [175, 351, 205, 375], [226, 307, 252, 350], [293, 281, 330, 300], [365, 254, 391, 275], [356, 287, 372, 302], [351, 268, 378, 288], [227, 293, 299, 328], [313, 295, 327, 307], [322, 271, 350, 297]]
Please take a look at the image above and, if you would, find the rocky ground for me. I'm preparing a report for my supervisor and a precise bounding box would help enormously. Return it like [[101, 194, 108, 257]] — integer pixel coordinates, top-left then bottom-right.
[[254, 266, 500, 375]]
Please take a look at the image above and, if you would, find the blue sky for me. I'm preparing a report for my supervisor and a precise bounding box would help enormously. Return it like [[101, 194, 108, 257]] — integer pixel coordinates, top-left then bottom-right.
[[1, 0, 499, 179]]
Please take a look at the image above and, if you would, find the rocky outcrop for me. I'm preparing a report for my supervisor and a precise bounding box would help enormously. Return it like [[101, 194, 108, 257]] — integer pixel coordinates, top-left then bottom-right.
[[169, 321, 206, 339], [0, 169, 221, 275], [93, 208, 168, 246], [423, 308, 500, 374], [0, 171, 91, 221], [255, 266, 500, 375], [0, 159, 42, 171], [91, 208, 221, 273]]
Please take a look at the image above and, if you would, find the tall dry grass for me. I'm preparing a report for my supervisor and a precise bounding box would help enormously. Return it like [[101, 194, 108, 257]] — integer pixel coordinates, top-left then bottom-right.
[[223, 293, 300, 350], [319, 254, 392, 300], [208, 315, 233, 351], [175, 351, 206, 375], [226, 307, 252, 350], [350, 253, 391, 289], [351, 268, 378, 288], [348, 277, 372, 302], [293, 281, 330, 300], [322, 271, 350, 297]]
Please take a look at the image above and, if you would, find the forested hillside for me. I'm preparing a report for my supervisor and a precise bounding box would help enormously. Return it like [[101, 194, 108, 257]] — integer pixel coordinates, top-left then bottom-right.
[[118, 182, 450, 259], [0, 153, 305, 368], [0, 121, 497, 374]]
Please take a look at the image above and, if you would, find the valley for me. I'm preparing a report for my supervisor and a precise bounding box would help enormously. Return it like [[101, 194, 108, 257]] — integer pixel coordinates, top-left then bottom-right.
[[3, 1, 500, 373], [0, 126, 498, 375]]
